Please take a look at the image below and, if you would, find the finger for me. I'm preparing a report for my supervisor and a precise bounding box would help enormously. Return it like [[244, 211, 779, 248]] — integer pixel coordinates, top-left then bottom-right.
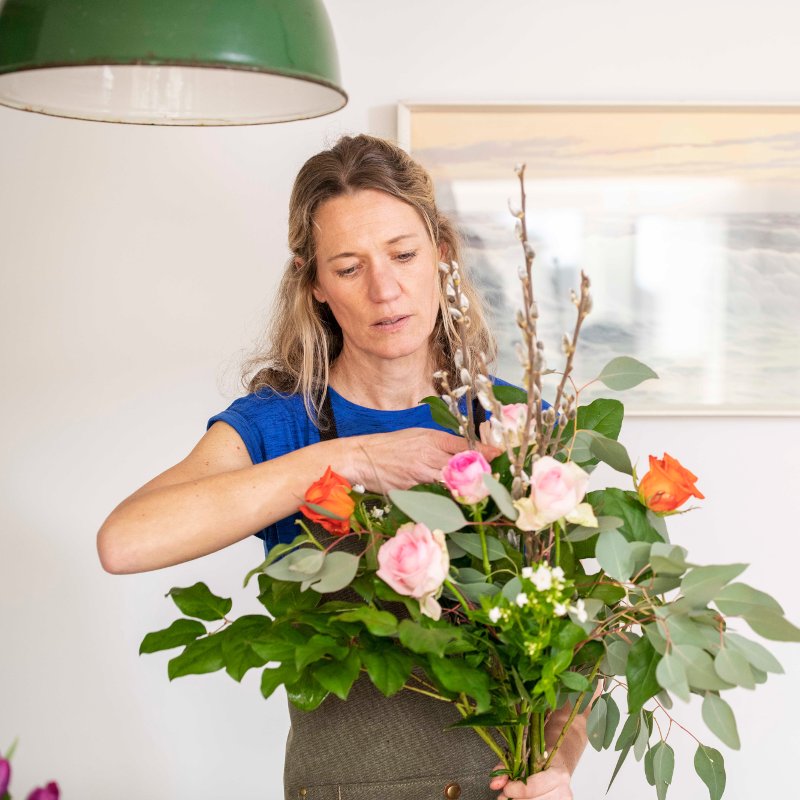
[[499, 786, 572, 800], [489, 762, 509, 791], [500, 767, 571, 799]]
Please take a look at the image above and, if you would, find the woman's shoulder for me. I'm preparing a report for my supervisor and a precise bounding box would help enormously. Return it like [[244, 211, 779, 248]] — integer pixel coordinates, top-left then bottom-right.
[[206, 388, 312, 464]]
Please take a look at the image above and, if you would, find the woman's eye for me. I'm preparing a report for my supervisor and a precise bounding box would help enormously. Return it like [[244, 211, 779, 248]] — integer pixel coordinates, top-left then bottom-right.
[[395, 250, 417, 262], [336, 265, 359, 277]]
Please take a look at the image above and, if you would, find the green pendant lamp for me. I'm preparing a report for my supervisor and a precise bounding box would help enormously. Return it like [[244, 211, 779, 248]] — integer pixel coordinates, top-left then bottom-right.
[[0, 0, 346, 125]]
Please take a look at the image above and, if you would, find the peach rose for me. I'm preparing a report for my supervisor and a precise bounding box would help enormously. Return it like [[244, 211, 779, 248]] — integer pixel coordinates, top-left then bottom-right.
[[638, 453, 704, 513], [299, 466, 355, 536], [376, 523, 449, 620], [442, 450, 491, 505], [513, 456, 591, 531]]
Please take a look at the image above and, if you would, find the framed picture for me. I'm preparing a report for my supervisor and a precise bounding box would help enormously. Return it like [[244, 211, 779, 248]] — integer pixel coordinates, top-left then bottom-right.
[[399, 103, 800, 415]]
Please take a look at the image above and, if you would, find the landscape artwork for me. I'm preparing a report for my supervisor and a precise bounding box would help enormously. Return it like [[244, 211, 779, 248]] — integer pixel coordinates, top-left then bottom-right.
[[400, 104, 800, 414]]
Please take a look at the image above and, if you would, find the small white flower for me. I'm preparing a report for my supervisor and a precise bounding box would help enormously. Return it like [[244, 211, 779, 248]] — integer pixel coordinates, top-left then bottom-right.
[[370, 507, 385, 520], [571, 598, 588, 623], [532, 565, 553, 592], [352, 484, 365, 494], [551, 566, 565, 583], [488, 607, 503, 624], [521, 566, 534, 579], [515, 592, 528, 608], [554, 602, 568, 616]]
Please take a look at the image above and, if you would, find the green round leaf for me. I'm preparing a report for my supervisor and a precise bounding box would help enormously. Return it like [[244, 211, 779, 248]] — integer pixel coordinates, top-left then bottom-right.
[[389, 489, 468, 533], [702, 693, 741, 750], [597, 356, 659, 391]]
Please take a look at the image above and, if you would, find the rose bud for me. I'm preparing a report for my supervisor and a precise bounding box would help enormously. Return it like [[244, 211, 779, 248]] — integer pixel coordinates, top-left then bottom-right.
[[638, 452, 704, 513], [299, 465, 355, 536], [0, 757, 10, 796], [442, 450, 491, 505], [26, 782, 60, 800]]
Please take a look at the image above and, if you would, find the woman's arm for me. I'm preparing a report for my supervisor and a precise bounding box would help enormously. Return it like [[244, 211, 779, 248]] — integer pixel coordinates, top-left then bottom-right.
[[97, 422, 497, 575]]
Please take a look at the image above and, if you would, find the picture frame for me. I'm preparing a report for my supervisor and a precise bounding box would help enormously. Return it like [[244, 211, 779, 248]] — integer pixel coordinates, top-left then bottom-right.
[[399, 102, 800, 416]]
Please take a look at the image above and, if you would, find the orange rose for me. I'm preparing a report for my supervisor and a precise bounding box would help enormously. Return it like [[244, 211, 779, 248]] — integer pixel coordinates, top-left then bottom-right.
[[299, 466, 355, 536], [637, 453, 705, 513]]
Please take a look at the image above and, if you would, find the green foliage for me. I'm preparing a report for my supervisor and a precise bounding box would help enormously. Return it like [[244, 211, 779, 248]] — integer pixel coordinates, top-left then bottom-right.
[[168, 633, 226, 680], [694, 745, 726, 800], [626, 637, 661, 714], [388, 489, 468, 533], [361, 640, 413, 697], [313, 649, 361, 700], [597, 356, 659, 390], [702, 692, 740, 750], [596, 530, 635, 582], [420, 396, 462, 434], [139, 618, 207, 654], [588, 488, 665, 544], [167, 582, 232, 621]]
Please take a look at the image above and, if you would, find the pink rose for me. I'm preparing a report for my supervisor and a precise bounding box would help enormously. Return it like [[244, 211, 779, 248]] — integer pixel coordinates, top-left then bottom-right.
[[442, 450, 491, 504], [376, 523, 449, 620], [479, 403, 531, 449], [513, 456, 590, 531]]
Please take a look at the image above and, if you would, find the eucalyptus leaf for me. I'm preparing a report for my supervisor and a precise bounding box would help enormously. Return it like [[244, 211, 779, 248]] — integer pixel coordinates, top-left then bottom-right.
[[588, 432, 633, 475], [501, 576, 523, 602], [602, 636, 633, 676], [243, 533, 311, 587], [651, 740, 675, 800], [567, 514, 622, 543], [306, 551, 360, 594], [656, 652, 691, 702], [725, 632, 784, 674], [671, 644, 734, 692], [570, 431, 596, 463], [603, 693, 621, 749], [597, 356, 659, 390], [587, 695, 608, 751], [741, 608, 800, 642], [633, 711, 650, 761], [713, 648, 755, 690], [264, 548, 326, 583], [596, 530, 635, 582], [482, 473, 518, 519], [389, 489, 468, 533], [650, 542, 689, 576], [702, 696, 741, 751], [714, 582, 784, 617], [694, 745, 726, 800], [680, 564, 748, 608], [449, 531, 507, 561]]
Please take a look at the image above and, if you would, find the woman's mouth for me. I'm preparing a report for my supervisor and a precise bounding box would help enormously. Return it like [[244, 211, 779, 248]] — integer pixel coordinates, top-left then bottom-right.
[[372, 315, 410, 331]]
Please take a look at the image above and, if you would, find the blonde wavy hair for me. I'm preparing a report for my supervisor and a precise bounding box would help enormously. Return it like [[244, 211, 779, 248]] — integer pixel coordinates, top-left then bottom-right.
[[242, 133, 496, 426]]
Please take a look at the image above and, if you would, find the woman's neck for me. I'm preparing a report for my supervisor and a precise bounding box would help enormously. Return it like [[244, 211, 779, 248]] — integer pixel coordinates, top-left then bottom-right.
[[328, 347, 439, 411]]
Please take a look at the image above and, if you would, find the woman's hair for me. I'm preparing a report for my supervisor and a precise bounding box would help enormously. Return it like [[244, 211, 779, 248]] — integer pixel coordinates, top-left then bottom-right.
[[241, 133, 496, 425]]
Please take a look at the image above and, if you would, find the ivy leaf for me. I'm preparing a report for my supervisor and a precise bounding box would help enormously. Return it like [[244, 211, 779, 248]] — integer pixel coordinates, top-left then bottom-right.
[[389, 489, 468, 533], [167, 634, 226, 680], [597, 356, 659, 390], [398, 619, 462, 658], [420, 396, 461, 434], [334, 607, 398, 637], [139, 618, 207, 654], [429, 657, 492, 712], [295, 634, 349, 671], [313, 649, 361, 700], [694, 744, 726, 800], [361, 642, 413, 697], [220, 615, 272, 682], [702, 693, 741, 750], [260, 662, 299, 700], [167, 582, 232, 621], [626, 636, 661, 714], [286, 672, 330, 711]]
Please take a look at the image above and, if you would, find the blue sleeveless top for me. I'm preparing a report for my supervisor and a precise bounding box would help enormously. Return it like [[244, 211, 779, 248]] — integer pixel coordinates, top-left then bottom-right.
[[207, 377, 532, 554]]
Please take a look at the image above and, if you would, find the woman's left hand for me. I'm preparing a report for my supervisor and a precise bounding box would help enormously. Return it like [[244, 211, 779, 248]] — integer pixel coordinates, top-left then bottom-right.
[[489, 764, 573, 799]]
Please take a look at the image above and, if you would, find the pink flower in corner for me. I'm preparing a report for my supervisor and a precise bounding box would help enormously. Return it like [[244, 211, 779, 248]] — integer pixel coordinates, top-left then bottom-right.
[[26, 782, 60, 800], [442, 450, 491, 504], [376, 523, 449, 620], [0, 758, 10, 796]]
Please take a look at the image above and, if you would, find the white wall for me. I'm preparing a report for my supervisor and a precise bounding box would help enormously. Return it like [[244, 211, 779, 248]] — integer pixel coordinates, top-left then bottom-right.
[[1, 1, 798, 798]]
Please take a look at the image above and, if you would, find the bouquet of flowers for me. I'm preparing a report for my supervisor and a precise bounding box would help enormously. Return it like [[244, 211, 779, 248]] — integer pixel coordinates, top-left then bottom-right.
[[142, 166, 799, 799]]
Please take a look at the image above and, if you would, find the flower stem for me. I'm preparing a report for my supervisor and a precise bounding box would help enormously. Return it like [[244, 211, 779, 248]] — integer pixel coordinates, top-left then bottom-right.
[[473, 503, 491, 576], [444, 579, 472, 617]]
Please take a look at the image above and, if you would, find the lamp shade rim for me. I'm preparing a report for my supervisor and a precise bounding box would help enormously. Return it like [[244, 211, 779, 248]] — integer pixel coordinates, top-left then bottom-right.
[[0, 62, 348, 125]]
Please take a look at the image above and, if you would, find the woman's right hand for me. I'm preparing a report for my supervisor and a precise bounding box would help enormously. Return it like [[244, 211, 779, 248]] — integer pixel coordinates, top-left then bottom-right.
[[341, 427, 502, 493]]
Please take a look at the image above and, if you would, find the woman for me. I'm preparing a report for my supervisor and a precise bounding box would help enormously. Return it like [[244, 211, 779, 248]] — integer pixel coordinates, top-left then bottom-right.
[[97, 134, 589, 799]]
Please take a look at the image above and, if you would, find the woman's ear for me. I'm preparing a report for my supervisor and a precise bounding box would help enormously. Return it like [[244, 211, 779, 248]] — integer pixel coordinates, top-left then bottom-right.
[[438, 241, 449, 263]]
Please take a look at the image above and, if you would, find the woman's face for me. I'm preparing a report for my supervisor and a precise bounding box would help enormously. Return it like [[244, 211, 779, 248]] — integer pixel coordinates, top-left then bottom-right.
[[311, 188, 441, 366]]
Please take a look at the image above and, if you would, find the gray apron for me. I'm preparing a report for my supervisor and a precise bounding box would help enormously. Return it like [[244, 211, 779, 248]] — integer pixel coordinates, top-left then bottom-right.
[[283, 393, 498, 800]]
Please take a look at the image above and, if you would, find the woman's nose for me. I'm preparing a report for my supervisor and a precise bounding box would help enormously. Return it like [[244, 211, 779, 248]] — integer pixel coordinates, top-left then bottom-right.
[[366, 262, 402, 303]]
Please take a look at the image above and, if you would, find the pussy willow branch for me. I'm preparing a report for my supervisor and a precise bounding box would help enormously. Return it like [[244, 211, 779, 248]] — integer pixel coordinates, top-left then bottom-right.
[[510, 164, 544, 497], [541, 272, 592, 455]]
